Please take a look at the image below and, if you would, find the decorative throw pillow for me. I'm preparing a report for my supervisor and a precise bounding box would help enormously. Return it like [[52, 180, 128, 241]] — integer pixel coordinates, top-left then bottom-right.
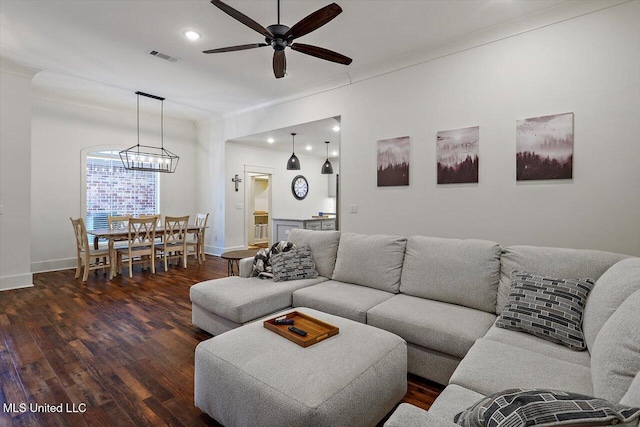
[[271, 246, 318, 282], [454, 388, 640, 427], [250, 241, 296, 278], [496, 270, 595, 350]]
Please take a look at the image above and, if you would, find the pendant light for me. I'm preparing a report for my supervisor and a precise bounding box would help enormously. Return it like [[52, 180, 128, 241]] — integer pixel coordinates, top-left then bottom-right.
[[286, 133, 300, 170], [119, 91, 179, 173], [321, 141, 334, 174]]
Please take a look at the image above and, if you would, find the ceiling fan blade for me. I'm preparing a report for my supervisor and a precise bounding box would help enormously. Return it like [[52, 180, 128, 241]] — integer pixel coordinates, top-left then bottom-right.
[[284, 3, 342, 40], [273, 50, 286, 79], [210, 0, 274, 39], [291, 43, 352, 65], [203, 43, 268, 54]]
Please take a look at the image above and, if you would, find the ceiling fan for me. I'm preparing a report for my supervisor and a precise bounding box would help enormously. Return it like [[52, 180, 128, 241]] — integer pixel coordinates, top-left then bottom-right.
[[203, 0, 353, 79]]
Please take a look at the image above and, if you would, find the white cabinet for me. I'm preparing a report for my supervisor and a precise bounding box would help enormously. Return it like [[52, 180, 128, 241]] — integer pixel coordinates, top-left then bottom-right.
[[273, 218, 337, 242], [250, 212, 269, 245]]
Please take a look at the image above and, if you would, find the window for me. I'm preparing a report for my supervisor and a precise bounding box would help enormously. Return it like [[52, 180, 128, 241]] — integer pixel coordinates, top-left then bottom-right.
[[85, 150, 159, 229]]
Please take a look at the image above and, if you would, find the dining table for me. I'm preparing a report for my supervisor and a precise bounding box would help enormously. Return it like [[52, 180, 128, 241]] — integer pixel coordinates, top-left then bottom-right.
[[87, 224, 207, 279]]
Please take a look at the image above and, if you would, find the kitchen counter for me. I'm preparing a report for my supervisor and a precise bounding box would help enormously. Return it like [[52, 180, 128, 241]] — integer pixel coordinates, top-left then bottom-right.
[[272, 217, 337, 241]]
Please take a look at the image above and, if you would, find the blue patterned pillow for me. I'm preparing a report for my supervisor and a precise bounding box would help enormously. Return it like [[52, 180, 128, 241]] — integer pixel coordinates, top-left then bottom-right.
[[454, 389, 640, 427], [271, 246, 318, 282], [496, 270, 594, 350]]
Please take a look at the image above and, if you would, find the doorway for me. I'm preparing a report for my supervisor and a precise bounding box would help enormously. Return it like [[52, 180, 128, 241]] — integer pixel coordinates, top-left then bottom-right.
[[247, 173, 271, 249]]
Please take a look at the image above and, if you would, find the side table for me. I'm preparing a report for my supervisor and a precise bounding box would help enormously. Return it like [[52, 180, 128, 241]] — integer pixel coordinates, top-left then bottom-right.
[[220, 249, 258, 276]]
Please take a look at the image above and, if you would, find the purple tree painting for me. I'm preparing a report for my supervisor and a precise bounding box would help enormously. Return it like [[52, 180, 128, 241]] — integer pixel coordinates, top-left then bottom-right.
[[437, 126, 479, 184], [377, 136, 410, 186], [516, 112, 574, 181]]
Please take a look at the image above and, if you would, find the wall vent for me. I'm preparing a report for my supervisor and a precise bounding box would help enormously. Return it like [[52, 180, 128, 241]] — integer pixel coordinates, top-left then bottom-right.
[[149, 50, 179, 62]]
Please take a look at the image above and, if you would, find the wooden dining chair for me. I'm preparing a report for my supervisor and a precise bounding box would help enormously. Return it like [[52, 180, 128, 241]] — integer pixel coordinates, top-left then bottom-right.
[[107, 215, 131, 250], [156, 215, 190, 271], [116, 216, 159, 278], [139, 214, 163, 244], [70, 217, 111, 282], [186, 212, 209, 264]]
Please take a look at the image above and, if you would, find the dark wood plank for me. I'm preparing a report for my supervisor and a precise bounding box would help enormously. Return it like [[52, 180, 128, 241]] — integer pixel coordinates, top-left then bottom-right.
[[0, 256, 442, 426]]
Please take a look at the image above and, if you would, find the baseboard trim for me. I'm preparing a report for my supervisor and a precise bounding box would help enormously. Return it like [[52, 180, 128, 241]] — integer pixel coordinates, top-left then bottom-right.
[[31, 258, 76, 274], [0, 273, 34, 291], [206, 245, 227, 257]]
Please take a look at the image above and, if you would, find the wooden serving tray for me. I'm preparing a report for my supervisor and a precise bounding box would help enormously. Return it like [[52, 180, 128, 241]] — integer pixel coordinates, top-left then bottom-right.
[[264, 311, 339, 347]]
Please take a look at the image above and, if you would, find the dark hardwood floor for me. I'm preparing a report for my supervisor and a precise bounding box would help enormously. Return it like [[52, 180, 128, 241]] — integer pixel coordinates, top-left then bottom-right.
[[0, 256, 442, 426]]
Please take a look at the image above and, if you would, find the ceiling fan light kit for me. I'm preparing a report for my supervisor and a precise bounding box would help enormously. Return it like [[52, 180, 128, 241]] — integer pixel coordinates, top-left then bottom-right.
[[204, 0, 352, 78], [287, 132, 301, 170], [119, 92, 180, 173], [322, 141, 334, 174]]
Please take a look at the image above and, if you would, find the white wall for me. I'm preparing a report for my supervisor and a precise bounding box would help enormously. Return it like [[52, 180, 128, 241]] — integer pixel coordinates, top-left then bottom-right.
[[0, 60, 39, 290], [30, 97, 199, 272], [196, 117, 225, 255], [212, 2, 640, 256], [224, 143, 333, 251]]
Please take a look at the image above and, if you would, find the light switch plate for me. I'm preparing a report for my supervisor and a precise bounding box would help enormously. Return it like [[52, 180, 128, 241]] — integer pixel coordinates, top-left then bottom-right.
[[235, 203, 243, 210], [350, 204, 358, 213]]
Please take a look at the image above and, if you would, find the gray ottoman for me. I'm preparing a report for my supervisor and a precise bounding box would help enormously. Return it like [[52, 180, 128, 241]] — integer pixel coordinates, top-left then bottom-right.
[[195, 307, 407, 427]]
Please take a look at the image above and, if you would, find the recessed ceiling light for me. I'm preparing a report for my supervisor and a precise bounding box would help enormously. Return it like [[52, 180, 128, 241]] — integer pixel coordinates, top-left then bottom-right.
[[306, 145, 312, 151], [331, 151, 338, 156], [184, 30, 201, 41], [267, 138, 274, 143], [332, 126, 340, 132]]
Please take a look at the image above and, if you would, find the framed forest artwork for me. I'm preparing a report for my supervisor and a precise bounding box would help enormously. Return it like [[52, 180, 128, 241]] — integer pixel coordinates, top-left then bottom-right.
[[436, 126, 479, 184], [377, 136, 410, 186], [516, 112, 574, 181]]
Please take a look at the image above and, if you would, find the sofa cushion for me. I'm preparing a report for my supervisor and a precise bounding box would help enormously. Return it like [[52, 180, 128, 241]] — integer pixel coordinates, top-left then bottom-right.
[[483, 326, 591, 367], [496, 271, 594, 351], [332, 233, 406, 293], [621, 371, 640, 407], [429, 385, 486, 421], [400, 236, 501, 313], [271, 246, 318, 282], [287, 229, 340, 278], [449, 339, 593, 397], [591, 289, 640, 402], [384, 403, 459, 427], [497, 245, 626, 314], [292, 280, 394, 323], [190, 276, 326, 324], [367, 294, 496, 359], [583, 257, 640, 352], [454, 388, 640, 427]]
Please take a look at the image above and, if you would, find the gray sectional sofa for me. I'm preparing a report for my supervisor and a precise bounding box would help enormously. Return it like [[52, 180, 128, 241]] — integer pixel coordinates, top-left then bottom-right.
[[190, 229, 640, 426]]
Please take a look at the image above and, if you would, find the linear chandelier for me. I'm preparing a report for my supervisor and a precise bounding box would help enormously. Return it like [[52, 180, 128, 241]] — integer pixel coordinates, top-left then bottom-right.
[[120, 91, 179, 173]]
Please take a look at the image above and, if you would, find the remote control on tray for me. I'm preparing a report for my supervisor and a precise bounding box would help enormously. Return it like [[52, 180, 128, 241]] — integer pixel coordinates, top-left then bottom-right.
[[288, 326, 307, 337], [274, 319, 294, 325]]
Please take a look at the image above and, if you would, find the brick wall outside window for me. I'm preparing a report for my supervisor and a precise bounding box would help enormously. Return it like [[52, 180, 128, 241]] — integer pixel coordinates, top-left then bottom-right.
[[86, 153, 158, 229]]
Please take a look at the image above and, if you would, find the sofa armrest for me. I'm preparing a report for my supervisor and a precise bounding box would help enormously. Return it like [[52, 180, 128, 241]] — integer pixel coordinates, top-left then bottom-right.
[[384, 404, 459, 427], [239, 257, 255, 278]]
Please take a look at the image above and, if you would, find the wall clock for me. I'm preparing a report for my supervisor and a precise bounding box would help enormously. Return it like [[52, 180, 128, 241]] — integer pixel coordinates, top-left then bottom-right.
[[291, 175, 309, 200]]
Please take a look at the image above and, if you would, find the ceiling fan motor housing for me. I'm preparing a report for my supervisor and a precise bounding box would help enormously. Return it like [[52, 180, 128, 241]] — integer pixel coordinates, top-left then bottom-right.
[[266, 24, 292, 50]]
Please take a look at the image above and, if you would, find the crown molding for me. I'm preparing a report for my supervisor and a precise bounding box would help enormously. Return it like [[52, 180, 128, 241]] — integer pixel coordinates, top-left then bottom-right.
[[223, 0, 631, 119], [0, 57, 40, 79]]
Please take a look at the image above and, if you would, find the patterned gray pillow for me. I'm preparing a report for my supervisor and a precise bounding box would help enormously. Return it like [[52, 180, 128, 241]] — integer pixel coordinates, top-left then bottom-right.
[[496, 270, 594, 350], [454, 388, 640, 427], [271, 246, 318, 282]]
